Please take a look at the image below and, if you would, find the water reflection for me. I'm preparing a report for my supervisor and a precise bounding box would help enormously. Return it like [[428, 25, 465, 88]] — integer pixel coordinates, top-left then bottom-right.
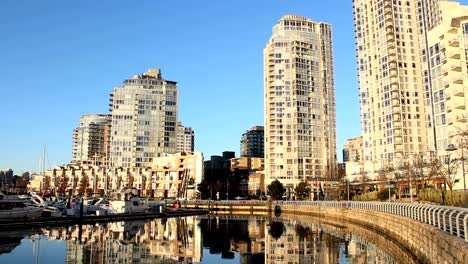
[[0, 215, 403, 263]]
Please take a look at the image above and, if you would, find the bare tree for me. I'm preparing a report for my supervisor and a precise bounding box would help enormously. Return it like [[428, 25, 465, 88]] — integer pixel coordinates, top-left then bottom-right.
[[55, 175, 69, 197], [449, 126, 468, 191], [78, 175, 90, 196]]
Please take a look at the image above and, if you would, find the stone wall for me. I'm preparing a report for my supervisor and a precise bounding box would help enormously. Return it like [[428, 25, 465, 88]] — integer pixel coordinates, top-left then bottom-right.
[[278, 204, 468, 264]]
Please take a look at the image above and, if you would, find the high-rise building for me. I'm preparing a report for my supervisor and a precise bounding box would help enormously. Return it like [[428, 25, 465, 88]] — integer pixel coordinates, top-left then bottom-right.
[[109, 68, 178, 168], [176, 121, 195, 154], [240, 126, 264, 158], [72, 114, 111, 166], [425, 1, 468, 190], [425, 1, 468, 152], [264, 15, 337, 190], [353, 0, 445, 174], [343, 136, 363, 163], [343, 136, 364, 181]]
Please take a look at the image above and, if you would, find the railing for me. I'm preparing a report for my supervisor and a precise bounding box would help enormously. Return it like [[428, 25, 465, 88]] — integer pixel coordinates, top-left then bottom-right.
[[181, 199, 267, 206], [275, 201, 468, 243]]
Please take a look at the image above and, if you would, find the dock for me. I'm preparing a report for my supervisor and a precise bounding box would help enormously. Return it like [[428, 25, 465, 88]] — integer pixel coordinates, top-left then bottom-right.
[[0, 209, 208, 230]]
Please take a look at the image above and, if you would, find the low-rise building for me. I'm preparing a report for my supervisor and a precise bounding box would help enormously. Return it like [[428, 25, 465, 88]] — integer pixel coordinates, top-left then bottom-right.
[[28, 152, 204, 199], [230, 157, 265, 196]]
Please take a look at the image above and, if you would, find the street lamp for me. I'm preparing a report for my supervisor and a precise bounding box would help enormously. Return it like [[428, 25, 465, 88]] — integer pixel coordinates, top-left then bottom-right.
[[445, 144, 457, 205]]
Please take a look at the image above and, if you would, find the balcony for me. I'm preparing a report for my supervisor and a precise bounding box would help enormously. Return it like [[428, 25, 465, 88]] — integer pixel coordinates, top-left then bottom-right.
[[447, 49, 461, 59], [448, 109, 466, 124], [450, 63, 462, 72], [445, 83, 464, 97], [448, 37, 460, 47], [449, 75, 463, 84], [386, 27, 394, 35], [446, 96, 466, 110], [385, 14, 393, 21], [388, 55, 397, 62], [392, 106, 401, 114], [456, 115, 467, 123]]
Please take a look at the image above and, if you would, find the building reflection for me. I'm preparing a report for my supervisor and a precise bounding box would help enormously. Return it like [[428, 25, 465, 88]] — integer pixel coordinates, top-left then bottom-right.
[[198, 216, 265, 263], [265, 219, 398, 264], [1, 216, 402, 263], [41, 217, 202, 263]]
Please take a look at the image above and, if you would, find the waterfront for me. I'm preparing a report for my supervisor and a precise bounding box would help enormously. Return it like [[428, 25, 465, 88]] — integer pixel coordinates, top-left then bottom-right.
[[0, 215, 407, 264]]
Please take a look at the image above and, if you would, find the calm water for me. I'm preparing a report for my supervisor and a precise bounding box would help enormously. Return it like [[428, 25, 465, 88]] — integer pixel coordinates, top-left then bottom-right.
[[0, 215, 403, 264]]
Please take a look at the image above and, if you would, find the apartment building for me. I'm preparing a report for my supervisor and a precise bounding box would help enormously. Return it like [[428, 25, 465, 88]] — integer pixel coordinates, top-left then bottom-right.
[[353, 0, 445, 176], [264, 15, 337, 190], [240, 126, 264, 158], [109, 68, 178, 168], [72, 114, 111, 166], [176, 121, 195, 154]]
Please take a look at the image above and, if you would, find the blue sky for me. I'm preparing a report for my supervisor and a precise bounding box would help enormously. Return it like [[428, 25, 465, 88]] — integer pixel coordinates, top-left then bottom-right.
[[1, 0, 435, 173]]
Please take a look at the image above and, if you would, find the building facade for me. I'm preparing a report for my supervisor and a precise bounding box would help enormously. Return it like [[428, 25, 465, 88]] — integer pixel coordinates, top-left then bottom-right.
[[230, 157, 265, 196], [343, 136, 364, 182], [353, 0, 446, 176], [109, 68, 178, 168], [240, 126, 264, 158], [150, 152, 204, 199], [72, 114, 111, 166], [425, 1, 468, 190], [176, 121, 195, 154], [343, 136, 363, 163], [30, 152, 203, 198], [264, 15, 337, 190]]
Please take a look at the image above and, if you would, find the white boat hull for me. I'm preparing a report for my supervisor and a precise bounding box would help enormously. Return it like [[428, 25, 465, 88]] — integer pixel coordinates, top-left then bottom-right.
[[0, 206, 43, 219]]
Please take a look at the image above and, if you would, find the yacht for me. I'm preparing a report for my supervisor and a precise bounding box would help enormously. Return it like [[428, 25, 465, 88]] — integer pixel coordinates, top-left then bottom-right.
[[108, 188, 148, 214], [27, 193, 64, 217], [0, 191, 43, 220]]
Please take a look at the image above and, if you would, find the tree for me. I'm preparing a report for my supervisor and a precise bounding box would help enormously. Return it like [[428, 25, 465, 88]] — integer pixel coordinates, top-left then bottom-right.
[[294, 181, 311, 200], [268, 221, 285, 240], [21, 172, 30, 181], [42, 175, 52, 197], [197, 180, 211, 199], [55, 176, 69, 197], [295, 224, 312, 240], [449, 126, 468, 191], [428, 155, 459, 205], [267, 179, 286, 200], [78, 175, 90, 196]]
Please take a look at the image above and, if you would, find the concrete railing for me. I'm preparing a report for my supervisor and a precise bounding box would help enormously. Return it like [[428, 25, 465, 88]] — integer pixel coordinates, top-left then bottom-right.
[[274, 201, 468, 243]]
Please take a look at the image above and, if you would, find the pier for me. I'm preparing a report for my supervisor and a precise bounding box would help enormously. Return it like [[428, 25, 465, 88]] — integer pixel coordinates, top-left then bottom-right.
[[0, 208, 208, 230]]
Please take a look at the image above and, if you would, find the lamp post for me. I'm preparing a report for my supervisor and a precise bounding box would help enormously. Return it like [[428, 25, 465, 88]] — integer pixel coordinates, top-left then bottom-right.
[[346, 177, 350, 202], [445, 144, 457, 205]]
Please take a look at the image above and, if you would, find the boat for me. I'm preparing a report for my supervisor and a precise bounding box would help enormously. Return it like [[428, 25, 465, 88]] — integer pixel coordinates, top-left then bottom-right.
[[26, 193, 64, 217], [83, 197, 111, 215], [108, 188, 148, 214], [0, 191, 43, 220]]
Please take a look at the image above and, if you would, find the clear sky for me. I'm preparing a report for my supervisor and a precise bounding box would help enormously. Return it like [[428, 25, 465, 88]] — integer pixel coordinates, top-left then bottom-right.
[[4, 0, 458, 174]]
